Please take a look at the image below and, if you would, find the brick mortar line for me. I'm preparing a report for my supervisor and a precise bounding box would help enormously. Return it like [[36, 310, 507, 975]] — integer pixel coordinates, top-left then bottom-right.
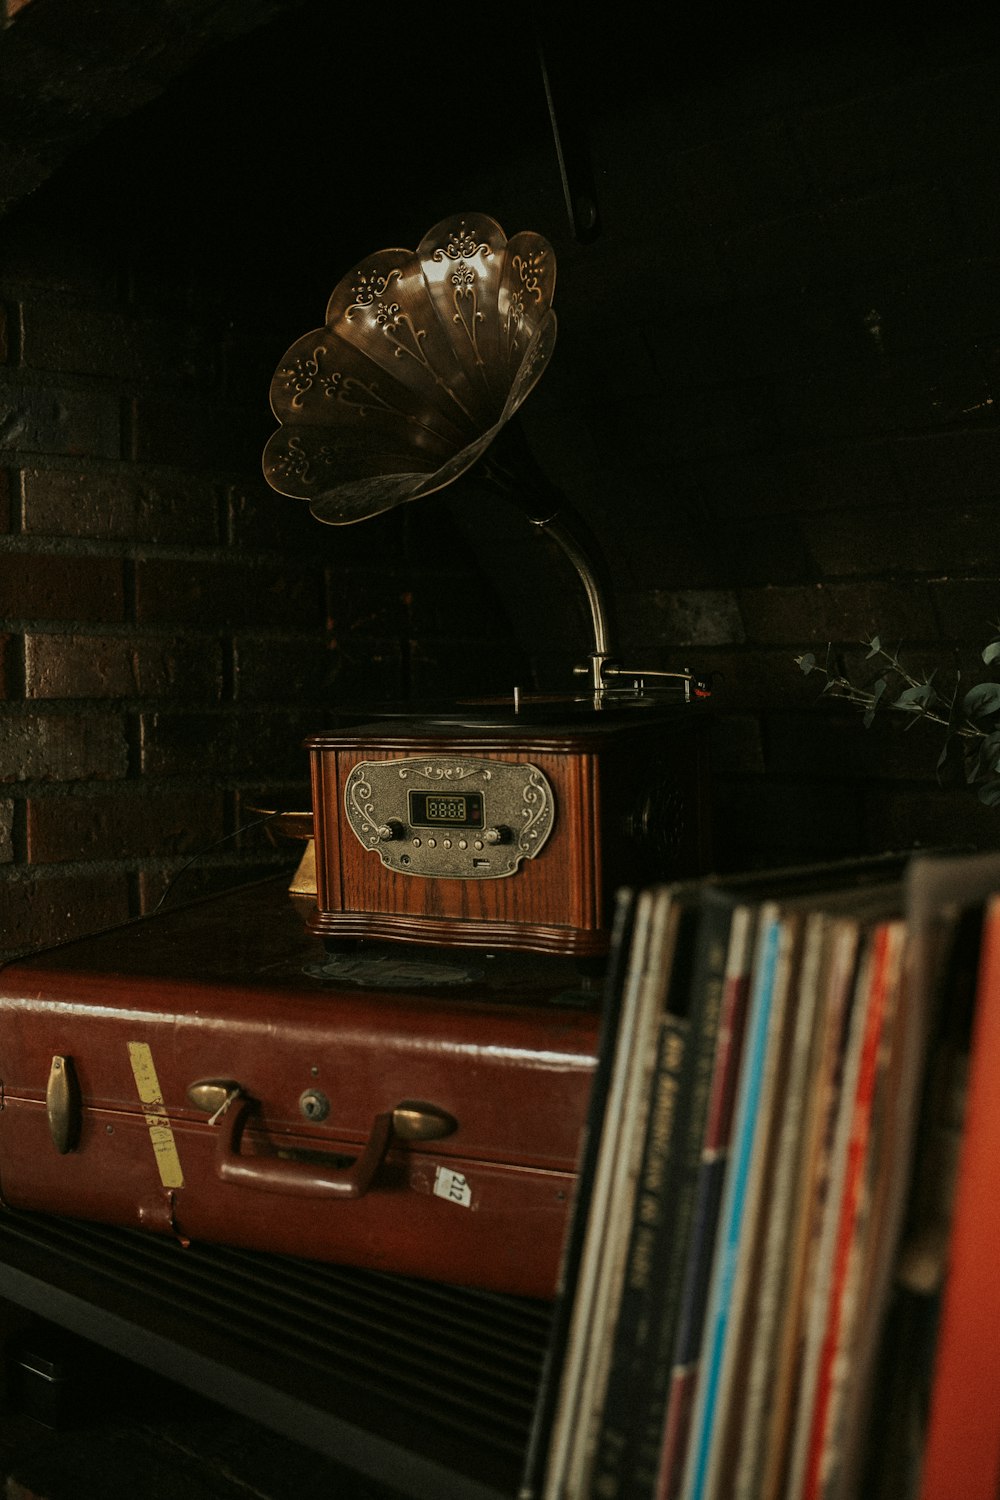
[[4, 793, 310, 812], [0, 857, 296, 876], [0, 703, 329, 721], [1, 780, 307, 798], [0, 536, 328, 563], [0, 687, 330, 700], [0, 364, 226, 395], [1, 621, 331, 640], [2, 459, 263, 492], [0, 852, 295, 882]]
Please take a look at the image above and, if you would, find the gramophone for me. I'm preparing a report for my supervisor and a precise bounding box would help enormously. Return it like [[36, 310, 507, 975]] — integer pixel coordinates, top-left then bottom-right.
[[262, 213, 710, 957]]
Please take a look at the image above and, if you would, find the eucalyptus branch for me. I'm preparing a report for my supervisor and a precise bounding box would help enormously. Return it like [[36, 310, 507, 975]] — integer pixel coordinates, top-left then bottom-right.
[[794, 630, 1000, 805], [793, 647, 979, 738]]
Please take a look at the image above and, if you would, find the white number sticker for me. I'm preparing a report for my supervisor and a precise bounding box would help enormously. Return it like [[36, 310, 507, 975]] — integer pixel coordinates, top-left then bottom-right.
[[433, 1166, 472, 1208]]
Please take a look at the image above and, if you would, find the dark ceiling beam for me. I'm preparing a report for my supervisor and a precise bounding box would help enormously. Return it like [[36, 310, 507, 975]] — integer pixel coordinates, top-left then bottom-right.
[[0, 0, 310, 217]]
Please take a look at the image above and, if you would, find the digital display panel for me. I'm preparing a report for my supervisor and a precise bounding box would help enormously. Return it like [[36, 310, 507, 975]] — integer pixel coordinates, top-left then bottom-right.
[[408, 790, 484, 828]]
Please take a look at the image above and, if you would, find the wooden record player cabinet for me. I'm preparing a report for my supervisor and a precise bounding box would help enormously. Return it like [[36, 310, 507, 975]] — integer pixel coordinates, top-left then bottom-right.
[[306, 709, 711, 957]]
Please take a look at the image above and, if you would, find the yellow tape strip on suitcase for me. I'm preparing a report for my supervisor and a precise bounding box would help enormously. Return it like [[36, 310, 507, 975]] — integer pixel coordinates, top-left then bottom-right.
[[126, 1042, 185, 1189]]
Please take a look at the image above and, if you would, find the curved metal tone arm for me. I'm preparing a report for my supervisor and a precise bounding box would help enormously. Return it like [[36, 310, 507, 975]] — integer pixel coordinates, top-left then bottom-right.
[[529, 510, 614, 687], [573, 662, 710, 702], [478, 418, 618, 685]]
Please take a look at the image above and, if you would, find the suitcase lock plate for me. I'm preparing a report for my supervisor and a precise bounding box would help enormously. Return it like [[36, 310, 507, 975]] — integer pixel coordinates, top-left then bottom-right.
[[186, 1080, 457, 1142]]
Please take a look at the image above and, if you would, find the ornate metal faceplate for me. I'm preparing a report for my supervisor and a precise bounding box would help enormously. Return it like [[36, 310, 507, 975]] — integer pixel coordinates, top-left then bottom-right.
[[344, 757, 555, 879]]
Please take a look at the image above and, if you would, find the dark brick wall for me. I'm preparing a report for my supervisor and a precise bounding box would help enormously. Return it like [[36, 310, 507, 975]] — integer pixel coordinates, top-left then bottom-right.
[[0, 163, 525, 959], [505, 16, 1000, 872], [3, 9, 1000, 958], [0, 239, 309, 955]]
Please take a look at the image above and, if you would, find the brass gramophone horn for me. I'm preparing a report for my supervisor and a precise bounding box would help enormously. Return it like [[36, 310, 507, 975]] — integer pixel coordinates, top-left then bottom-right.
[[262, 212, 617, 684], [263, 212, 706, 703]]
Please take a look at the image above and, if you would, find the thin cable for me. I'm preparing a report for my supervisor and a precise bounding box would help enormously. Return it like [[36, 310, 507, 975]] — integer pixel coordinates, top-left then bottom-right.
[[150, 811, 286, 913]]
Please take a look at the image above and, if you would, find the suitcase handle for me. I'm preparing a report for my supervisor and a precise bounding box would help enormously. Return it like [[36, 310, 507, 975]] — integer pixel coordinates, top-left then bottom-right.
[[217, 1097, 394, 1200]]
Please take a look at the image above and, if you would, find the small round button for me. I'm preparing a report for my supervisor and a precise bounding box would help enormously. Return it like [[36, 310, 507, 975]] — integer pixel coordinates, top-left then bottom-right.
[[458, 839, 468, 849], [428, 838, 436, 848]]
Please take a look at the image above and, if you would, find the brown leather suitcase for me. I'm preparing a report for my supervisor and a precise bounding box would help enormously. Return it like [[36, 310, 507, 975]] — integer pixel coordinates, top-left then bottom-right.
[[0, 878, 600, 1299]]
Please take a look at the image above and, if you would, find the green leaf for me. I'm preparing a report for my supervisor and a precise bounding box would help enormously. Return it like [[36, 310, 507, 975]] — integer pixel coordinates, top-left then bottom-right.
[[978, 780, 1000, 806], [865, 635, 881, 658], [894, 683, 932, 708], [982, 640, 1000, 666], [966, 733, 1000, 786], [797, 652, 816, 674], [963, 682, 1000, 719]]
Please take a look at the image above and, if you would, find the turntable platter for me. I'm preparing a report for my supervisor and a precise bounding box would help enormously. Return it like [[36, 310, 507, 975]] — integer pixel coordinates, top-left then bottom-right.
[[324, 690, 703, 739]]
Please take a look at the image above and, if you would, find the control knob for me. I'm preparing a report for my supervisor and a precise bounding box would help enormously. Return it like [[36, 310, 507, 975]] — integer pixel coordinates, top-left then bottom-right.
[[376, 820, 404, 842], [482, 825, 511, 846]]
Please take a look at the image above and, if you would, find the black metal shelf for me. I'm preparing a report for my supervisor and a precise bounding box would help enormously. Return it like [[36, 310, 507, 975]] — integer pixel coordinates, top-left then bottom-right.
[[0, 1208, 551, 1500]]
